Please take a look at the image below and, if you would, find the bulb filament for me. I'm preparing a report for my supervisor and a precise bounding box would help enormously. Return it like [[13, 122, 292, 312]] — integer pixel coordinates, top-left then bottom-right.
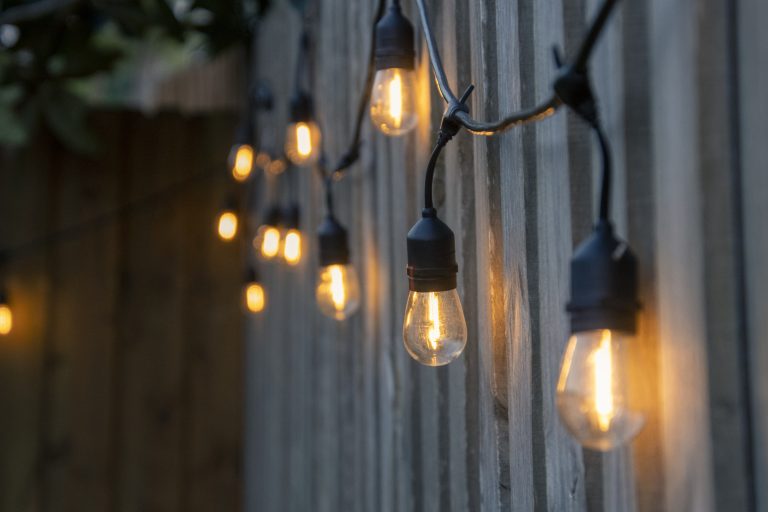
[[330, 265, 346, 312], [217, 212, 238, 241], [296, 123, 312, 157], [232, 145, 254, 180], [388, 71, 403, 129], [283, 231, 301, 265], [593, 329, 614, 431], [427, 292, 441, 350]]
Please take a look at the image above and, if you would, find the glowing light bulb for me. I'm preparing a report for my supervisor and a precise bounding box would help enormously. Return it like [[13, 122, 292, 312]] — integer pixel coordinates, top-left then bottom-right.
[[229, 144, 254, 181], [403, 289, 467, 366], [285, 121, 321, 166], [370, 68, 418, 136], [258, 226, 281, 259], [217, 211, 238, 241], [283, 229, 302, 265], [244, 282, 266, 313], [0, 303, 12, 335], [315, 264, 360, 320], [556, 329, 644, 451]]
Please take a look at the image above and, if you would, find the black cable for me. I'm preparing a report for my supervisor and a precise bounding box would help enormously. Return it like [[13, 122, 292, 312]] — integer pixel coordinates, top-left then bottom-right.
[[592, 122, 612, 222]]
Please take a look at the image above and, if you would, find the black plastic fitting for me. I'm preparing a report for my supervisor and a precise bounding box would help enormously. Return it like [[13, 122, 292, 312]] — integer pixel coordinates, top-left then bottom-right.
[[283, 204, 301, 230], [289, 91, 315, 123], [406, 208, 458, 292], [317, 214, 350, 266], [263, 205, 283, 227], [567, 220, 640, 334], [374, 2, 415, 70]]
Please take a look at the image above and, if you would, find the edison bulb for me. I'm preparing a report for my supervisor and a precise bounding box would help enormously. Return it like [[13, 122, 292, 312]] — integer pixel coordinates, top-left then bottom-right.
[[217, 211, 238, 241], [244, 282, 266, 313], [257, 225, 281, 260], [285, 121, 321, 166], [229, 144, 254, 181], [556, 329, 644, 451], [316, 264, 360, 320], [0, 304, 12, 335], [370, 68, 418, 136], [283, 229, 302, 265], [403, 289, 467, 366]]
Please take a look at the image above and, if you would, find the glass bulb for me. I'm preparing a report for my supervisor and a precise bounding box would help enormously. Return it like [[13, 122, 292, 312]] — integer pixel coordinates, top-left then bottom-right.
[[217, 211, 238, 241], [244, 282, 266, 313], [403, 289, 467, 366], [283, 229, 302, 265], [230, 144, 254, 181], [556, 329, 645, 451], [0, 304, 12, 335], [285, 121, 321, 166], [370, 68, 418, 136], [257, 225, 281, 260], [315, 264, 360, 320]]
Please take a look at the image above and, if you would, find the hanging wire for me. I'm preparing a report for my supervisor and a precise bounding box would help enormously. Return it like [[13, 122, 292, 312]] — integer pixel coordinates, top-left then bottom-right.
[[414, 0, 621, 135]]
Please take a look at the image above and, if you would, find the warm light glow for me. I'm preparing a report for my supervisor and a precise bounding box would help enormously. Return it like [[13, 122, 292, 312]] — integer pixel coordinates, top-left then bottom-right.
[[316, 264, 360, 320], [255, 151, 271, 170], [285, 121, 321, 166], [217, 211, 238, 241], [245, 283, 266, 313], [556, 329, 645, 451], [231, 144, 254, 181], [593, 330, 614, 431], [330, 265, 346, 311], [283, 229, 302, 265], [266, 159, 286, 175], [403, 289, 467, 366], [370, 68, 418, 136], [0, 304, 12, 335], [260, 227, 281, 259], [388, 71, 403, 128], [296, 123, 312, 157], [427, 292, 440, 350]]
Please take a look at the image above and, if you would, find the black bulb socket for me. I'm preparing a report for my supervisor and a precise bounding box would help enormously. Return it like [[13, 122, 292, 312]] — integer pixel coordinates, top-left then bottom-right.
[[567, 220, 640, 334], [283, 204, 301, 230], [244, 266, 260, 284], [289, 91, 315, 123], [406, 208, 458, 292], [0, 290, 8, 304], [374, 3, 415, 70], [317, 214, 350, 266], [234, 117, 254, 146], [263, 205, 283, 228]]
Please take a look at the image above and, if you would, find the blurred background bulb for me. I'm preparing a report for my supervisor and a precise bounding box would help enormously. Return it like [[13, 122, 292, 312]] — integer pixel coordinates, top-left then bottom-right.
[[370, 68, 418, 136], [556, 329, 644, 451], [316, 264, 360, 320], [244, 282, 266, 313], [403, 289, 467, 366], [283, 229, 302, 265], [257, 225, 281, 260], [229, 144, 254, 181], [0, 303, 12, 335], [285, 121, 321, 166], [216, 211, 238, 241]]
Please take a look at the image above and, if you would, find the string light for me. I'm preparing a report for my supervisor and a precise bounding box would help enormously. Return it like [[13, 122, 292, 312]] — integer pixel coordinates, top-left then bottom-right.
[[255, 206, 282, 260], [315, 214, 360, 320], [216, 198, 239, 241], [285, 92, 321, 166], [370, 0, 418, 135], [243, 267, 266, 313], [230, 143, 255, 182], [282, 204, 302, 266], [0, 291, 12, 335]]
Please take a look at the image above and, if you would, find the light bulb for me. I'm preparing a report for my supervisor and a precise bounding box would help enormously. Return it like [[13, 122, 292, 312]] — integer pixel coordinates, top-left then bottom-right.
[[283, 229, 302, 265], [257, 225, 281, 259], [370, 68, 418, 135], [285, 121, 321, 166], [244, 282, 266, 313], [315, 264, 360, 320], [403, 289, 467, 366], [556, 329, 644, 451], [0, 303, 12, 335], [229, 144, 254, 181], [216, 211, 238, 241]]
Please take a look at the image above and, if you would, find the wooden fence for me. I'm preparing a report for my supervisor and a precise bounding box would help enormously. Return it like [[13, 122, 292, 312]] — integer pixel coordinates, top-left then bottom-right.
[[0, 111, 245, 512], [245, 0, 767, 511]]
